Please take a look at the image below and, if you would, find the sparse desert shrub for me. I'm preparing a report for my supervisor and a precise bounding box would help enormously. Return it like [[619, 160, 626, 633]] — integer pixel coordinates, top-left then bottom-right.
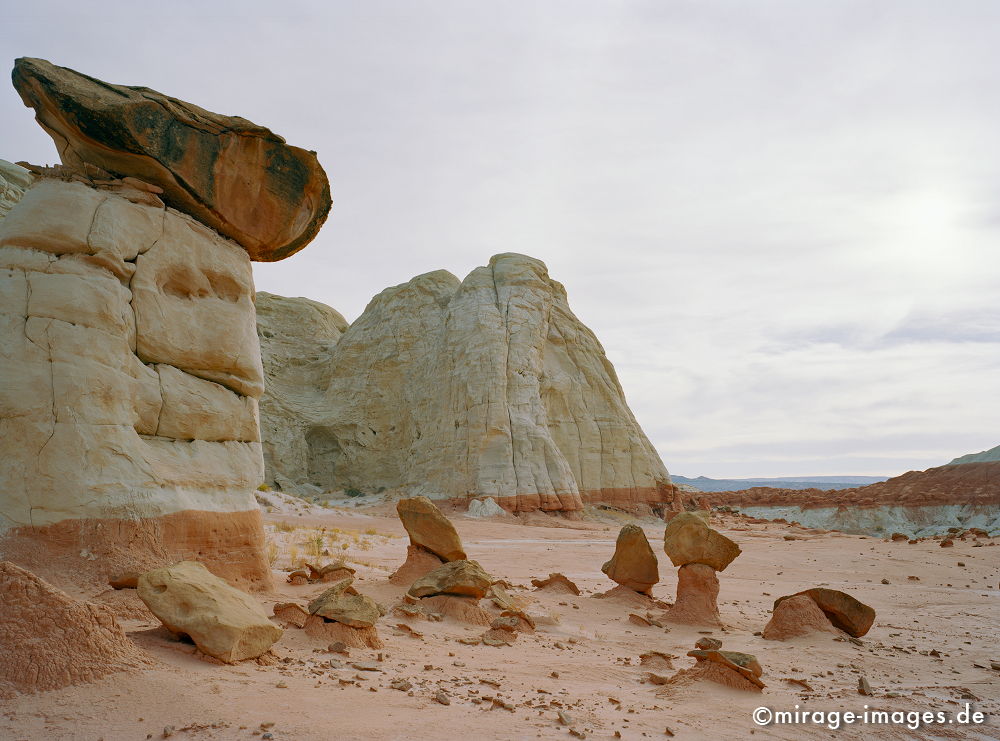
[[364, 527, 377, 536], [306, 533, 325, 558], [267, 541, 279, 566], [274, 520, 296, 533], [289, 546, 300, 567], [345, 488, 364, 498], [257, 483, 271, 491]]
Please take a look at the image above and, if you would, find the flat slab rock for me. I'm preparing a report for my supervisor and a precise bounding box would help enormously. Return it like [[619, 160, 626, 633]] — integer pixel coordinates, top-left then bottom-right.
[[12, 57, 331, 261]]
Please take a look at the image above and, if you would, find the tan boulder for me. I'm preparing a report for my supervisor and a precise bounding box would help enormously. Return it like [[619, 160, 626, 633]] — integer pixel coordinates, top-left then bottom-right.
[[663, 512, 741, 571], [407, 560, 491, 599], [663, 563, 721, 626], [137, 561, 281, 663], [601, 524, 658, 593], [12, 57, 331, 262], [687, 649, 765, 689], [762, 593, 839, 640], [306, 561, 356, 583], [307, 578, 381, 628], [396, 497, 466, 562], [389, 545, 447, 585], [272, 602, 309, 629], [773, 588, 875, 638]]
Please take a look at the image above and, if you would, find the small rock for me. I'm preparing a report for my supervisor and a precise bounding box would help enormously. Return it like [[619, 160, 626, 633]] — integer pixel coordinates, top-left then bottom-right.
[[858, 676, 872, 696], [558, 710, 574, 726], [695, 637, 722, 650], [435, 690, 451, 705]]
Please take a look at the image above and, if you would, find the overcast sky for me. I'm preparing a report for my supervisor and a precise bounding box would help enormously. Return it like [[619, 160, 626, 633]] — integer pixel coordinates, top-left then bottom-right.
[[3, 1, 998, 478]]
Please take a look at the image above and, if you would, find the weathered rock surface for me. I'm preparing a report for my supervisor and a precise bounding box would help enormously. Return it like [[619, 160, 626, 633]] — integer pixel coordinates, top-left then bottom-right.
[[0, 179, 271, 588], [602, 524, 658, 593], [687, 649, 764, 689], [137, 561, 282, 663], [12, 58, 331, 261], [467, 497, 506, 518], [663, 563, 721, 626], [762, 593, 839, 640], [0, 561, 152, 698], [774, 588, 875, 638], [256, 254, 674, 513], [663, 512, 741, 571], [396, 497, 466, 561], [306, 561, 356, 583], [308, 578, 381, 628], [0, 159, 31, 218], [255, 292, 348, 492], [407, 559, 492, 599]]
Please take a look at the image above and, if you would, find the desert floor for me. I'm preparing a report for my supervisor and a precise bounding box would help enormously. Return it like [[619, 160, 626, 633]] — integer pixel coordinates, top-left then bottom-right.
[[2, 504, 998, 740]]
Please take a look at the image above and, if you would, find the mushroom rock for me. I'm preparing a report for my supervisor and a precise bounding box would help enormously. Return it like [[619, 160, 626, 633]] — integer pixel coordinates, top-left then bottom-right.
[[11, 57, 331, 261], [662, 512, 741, 572], [305, 561, 356, 583], [396, 497, 467, 562], [663, 563, 722, 626], [137, 561, 282, 663], [389, 545, 448, 586], [407, 559, 492, 599], [773, 588, 876, 638], [762, 593, 840, 640], [416, 594, 493, 626], [255, 254, 674, 514], [303, 616, 383, 649], [601, 524, 658, 594], [0, 61, 330, 591]]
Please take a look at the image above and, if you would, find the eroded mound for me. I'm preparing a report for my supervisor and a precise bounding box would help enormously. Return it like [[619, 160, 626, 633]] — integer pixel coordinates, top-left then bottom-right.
[[0, 561, 152, 698]]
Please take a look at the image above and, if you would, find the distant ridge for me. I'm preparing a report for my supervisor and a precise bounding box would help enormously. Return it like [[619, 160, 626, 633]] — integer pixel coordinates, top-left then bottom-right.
[[949, 444, 1000, 466], [671, 474, 888, 493]]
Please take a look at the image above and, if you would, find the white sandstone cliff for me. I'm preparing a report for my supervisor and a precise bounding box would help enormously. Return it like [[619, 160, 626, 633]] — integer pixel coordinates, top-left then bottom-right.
[[258, 253, 673, 514]]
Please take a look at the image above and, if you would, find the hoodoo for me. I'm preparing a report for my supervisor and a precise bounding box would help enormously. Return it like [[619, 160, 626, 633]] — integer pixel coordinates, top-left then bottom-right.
[[0, 59, 331, 589]]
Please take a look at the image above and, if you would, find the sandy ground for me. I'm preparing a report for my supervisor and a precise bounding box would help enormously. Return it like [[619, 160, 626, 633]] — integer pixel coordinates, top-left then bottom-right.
[[2, 507, 998, 740]]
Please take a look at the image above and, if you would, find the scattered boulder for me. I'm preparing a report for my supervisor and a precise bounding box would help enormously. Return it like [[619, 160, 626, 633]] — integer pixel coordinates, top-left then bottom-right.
[[601, 524, 659, 594], [397, 497, 467, 562], [773, 588, 875, 638], [662, 512, 741, 571], [890, 533, 908, 542], [286, 570, 310, 586], [272, 602, 309, 629], [0, 562, 152, 698], [695, 636, 722, 650], [531, 573, 581, 596], [306, 561, 356, 583], [137, 562, 282, 663], [12, 57, 331, 261], [467, 497, 506, 518], [762, 594, 839, 641], [663, 563, 721, 626], [407, 560, 491, 599], [307, 578, 381, 628], [686, 649, 765, 690], [303, 617, 383, 649]]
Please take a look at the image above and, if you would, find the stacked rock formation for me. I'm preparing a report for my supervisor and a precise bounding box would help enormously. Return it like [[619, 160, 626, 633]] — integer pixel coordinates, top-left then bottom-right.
[[601, 524, 659, 595], [390, 496, 467, 584], [302, 577, 384, 649], [763, 588, 875, 640], [661, 512, 741, 625], [256, 254, 675, 514], [0, 58, 331, 589], [404, 559, 494, 626]]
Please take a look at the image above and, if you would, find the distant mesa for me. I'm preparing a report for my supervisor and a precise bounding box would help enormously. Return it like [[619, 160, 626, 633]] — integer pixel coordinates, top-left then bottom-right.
[[11, 57, 331, 261], [702, 446, 1000, 537]]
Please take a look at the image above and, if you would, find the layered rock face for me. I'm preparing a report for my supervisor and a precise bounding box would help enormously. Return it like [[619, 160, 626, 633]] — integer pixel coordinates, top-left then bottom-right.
[[0, 160, 32, 217], [258, 253, 673, 513], [0, 58, 331, 589], [0, 181, 268, 586]]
